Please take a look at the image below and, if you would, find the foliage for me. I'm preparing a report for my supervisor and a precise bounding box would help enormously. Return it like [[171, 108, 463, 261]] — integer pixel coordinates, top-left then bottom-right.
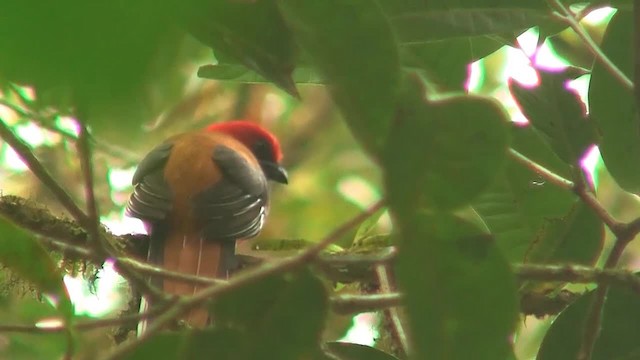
[[0, 1, 638, 360]]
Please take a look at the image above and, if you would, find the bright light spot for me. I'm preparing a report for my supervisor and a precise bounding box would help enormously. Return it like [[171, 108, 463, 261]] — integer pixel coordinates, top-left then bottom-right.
[[534, 41, 570, 70], [35, 318, 64, 329], [262, 92, 286, 125], [14, 122, 49, 147], [64, 262, 128, 318], [108, 167, 135, 191], [102, 210, 147, 235], [567, 74, 591, 112], [516, 28, 539, 57], [466, 61, 483, 93], [0, 104, 18, 123], [339, 312, 379, 346], [503, 47, 538, 86], [583, 7, 616, 25], [492, 87, 529, 124], [337, 176, 380, 209], [2, 145, 28, 171], [581, 146, 601, 189], [15, 86, 36, 102], [56, 116, 80, 137]]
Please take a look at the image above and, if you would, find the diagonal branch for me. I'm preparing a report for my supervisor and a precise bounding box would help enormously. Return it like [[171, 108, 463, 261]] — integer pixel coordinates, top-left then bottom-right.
[[548, 0, 633, 91], [98, 199, 386, 360], [0, 117, 88, 224]]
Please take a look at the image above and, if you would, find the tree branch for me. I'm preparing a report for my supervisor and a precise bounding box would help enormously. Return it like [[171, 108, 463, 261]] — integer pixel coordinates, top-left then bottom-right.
[[0, 117, 88, 224], [548, 0, 633, 91], [98, 199, 386, 360], [507, 148, 574, 189]]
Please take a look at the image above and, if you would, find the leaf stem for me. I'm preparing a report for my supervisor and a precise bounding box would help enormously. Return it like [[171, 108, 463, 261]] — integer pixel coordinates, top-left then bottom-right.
[[548, 0, 633, 91]]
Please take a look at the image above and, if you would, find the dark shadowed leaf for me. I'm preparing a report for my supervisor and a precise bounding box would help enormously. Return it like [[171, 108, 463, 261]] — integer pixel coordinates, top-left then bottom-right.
[[400, 35, 506, 91], [198, 64, 324, 85], [510, 67, 596, 164], [0, 0, 187, 144], [211, 268, 328, 360], [538, 285, 640, 359], [385, 75, 509, 213], [124, 333, 183, 360], [0, 217, 72, 318], [588, 11, 639, 193], [395, 212, 518, 360], [525, 201, 604, 266], [279, 0, 400, 157], [182, 328, 246, 359], [473, 124, 576, 262], [325, 341, 400, 360], [391, 9, 560, 42], [182, 0, 298, 96]]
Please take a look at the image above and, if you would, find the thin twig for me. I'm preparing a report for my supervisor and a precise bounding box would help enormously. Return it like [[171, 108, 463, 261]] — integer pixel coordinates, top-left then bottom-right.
[[0, 303, 170, 334], [573, 179, 625, 236], [548, 0, 634, 91], [0, 117, 88, 224], [507, 148, 574, 190], [331, 293, 403, 314], [376, 265, 410, 357], [577, 236, 634, 360], [99, 200, 386, 360]]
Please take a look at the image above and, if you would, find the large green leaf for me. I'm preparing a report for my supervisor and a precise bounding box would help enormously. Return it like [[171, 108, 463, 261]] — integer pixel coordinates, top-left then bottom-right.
[[395, 212, 518, 360], [0, 297, 68, 360], [400, 35, 506, 91], [524, 201, 603, 266], [385, 76, 509, 213], [510, 67, 597, 164], [390, 9, 560, 42], [211, 268, 328, 360], [182, 0, 298, 96], [0, 217, 72, 318], [538, 286, 640, 359], [588, 11, 639, 193], [0, 0, 186, 144], [473, 124, 576, 262], [279, 0, 401, 157]]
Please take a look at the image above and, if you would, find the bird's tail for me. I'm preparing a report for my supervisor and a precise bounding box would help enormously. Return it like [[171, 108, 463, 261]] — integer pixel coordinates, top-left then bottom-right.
[[138, 225, 235, 334]]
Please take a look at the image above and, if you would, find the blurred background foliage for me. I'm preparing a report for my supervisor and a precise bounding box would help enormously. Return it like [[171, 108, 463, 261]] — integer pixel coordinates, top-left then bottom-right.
[[0, 1, 638, 359]]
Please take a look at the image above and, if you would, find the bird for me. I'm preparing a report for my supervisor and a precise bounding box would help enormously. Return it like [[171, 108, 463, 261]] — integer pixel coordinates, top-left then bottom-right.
[[125, 120, 288, 332]]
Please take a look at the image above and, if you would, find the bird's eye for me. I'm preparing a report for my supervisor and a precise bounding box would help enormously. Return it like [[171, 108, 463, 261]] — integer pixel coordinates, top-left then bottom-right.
[[252, 139, 271, 160]]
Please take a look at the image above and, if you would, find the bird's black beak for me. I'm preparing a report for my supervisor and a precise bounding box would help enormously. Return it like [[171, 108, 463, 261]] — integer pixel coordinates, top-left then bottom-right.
[[260, 161, 288, 184]]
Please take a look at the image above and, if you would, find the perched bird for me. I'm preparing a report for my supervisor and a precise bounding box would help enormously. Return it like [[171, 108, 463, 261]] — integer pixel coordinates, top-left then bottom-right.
[[126, 120, 287, 331]]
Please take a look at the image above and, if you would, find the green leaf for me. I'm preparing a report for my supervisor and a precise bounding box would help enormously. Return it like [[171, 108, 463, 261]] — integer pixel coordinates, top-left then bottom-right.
[[0, 217, 72, 318], [352, 207, 386, 244], [0, 0, 187, 145], [395, 212, 518, 360], [182, 328, 246, 360], [325, 342, 400, 360], [525, 201, 604, 266], [588, 11, 639, 193], [198, 64, 324, 85], [538, 286, 640, 359], [510, 67, 596, 164], [473, 124, 576, 262], [400, 35, 507, 91], [184, 0, 298, 96], [124, 333, 183, 360], [211, 268, 328, 359], [279, 0, 401, 157], [385, 75, 509, 213], [390, 9, 560, 42], [0, 298, 68, 360]]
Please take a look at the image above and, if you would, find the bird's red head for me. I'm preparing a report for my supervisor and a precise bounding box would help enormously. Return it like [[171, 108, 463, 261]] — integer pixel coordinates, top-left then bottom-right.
[[207, 120, 287, 184]]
